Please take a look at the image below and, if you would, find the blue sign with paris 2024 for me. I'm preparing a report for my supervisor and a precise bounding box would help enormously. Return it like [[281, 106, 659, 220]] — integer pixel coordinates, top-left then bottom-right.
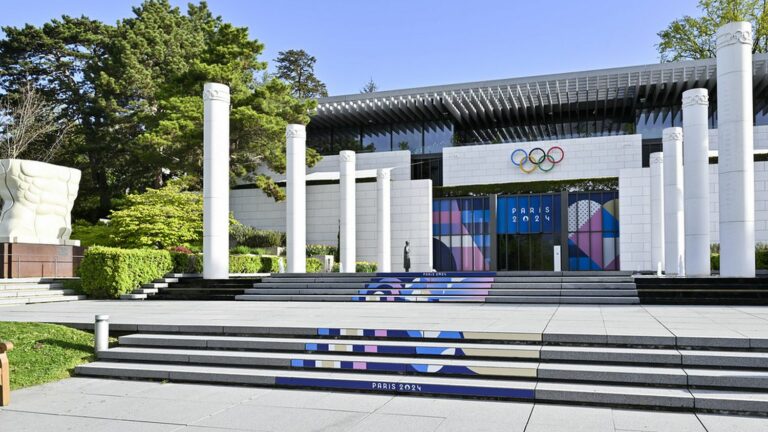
[[497, 195, 556, 234]]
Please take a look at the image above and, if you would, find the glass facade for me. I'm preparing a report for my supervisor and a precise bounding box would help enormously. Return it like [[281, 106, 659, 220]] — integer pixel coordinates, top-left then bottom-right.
[[496, 194, 562, 271], [432, 197, 491, 271]]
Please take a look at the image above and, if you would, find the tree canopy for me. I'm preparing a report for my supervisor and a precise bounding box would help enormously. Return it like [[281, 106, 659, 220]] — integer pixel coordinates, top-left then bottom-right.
[[360, 78, 378, 94], [274, 49, 329, 99], [0, 0, 321, 220], [657, 0, 768, 62]]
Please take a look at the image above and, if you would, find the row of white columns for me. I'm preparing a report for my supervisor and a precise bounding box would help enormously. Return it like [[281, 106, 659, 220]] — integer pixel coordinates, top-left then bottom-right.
[[650, 21, 756, 278], [288, 140, 392, 274], [201, 84, 393, 277]]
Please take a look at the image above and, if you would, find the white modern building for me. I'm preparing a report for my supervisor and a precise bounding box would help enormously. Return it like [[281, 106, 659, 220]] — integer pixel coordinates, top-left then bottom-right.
[[231, 52, 768, 273]]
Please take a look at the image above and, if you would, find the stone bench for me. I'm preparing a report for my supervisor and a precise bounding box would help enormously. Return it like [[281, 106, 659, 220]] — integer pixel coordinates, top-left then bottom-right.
[[1, 341, 13, 406]]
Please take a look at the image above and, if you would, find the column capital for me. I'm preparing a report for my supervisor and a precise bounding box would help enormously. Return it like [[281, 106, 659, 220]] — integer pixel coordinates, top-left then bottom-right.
[[662, 127, 683, 142], [339, 150, 356, 162], [682, 88, 709, 107], [376, 168, 391, 181], [649, 152, 664, 166], [203, 83, 230, 103], [286, 124, 306, 139], [716, 21, 753, 51]]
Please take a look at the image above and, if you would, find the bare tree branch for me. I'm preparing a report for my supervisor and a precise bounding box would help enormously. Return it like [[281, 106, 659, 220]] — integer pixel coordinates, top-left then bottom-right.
[[0, 83, 72, 162]]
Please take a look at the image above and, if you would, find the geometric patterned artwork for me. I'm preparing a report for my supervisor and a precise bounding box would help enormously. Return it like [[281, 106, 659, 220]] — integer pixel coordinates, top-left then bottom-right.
[[566, 191, 620, 270], [353, 275, 494, 302], [432, 198, 490, 271]]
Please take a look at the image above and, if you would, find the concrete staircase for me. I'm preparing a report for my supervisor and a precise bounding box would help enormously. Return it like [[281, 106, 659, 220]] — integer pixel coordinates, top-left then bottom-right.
[[77, 325, 768, 414], [120, 276, 182, 300], [0, 278, 85, 305], [236, 271, 639, 304]]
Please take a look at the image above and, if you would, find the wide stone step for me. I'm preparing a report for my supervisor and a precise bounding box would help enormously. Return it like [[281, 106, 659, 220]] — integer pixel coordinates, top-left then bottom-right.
[[76, 361, 768, 412], [0, 288, 75, 298], [76, 361, 538, 400], [118, 334, 541, 358], [561, 283, 636, 289], [96, 346, 768, 389], [0, 283, 64, 291], [133, 288, 159, 295], [260, 278, 373, 283], [253, 282, 367, 289], [120, 293, 147, 300], [541, 345, 681, 364], [235, 294, 639, 304], [97, 347, 538, 378], [0, 294, 84, 305]]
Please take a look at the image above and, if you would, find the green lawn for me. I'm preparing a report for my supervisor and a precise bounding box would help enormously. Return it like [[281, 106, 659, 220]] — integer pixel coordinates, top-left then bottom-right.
[[0, 322, 97, 389]]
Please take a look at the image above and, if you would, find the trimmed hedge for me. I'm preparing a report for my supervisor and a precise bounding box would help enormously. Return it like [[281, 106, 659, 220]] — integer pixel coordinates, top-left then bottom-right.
[[710, 249, 768, 271], [230, 255, 263, 273], [170, 252, 280, 274], [261, 256, 282, 273], [80, 246, 173, 298], [306, 257, 323, 273], [306, 244, 337, 258], [332, 261, 377, 273], [230, 224, 285, 248]]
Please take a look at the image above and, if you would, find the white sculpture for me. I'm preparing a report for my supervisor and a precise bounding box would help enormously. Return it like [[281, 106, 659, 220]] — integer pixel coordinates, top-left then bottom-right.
[[0, 159, 81, 245]]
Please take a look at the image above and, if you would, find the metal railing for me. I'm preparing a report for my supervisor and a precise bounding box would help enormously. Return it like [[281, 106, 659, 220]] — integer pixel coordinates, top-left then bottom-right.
[[1, 254, 84, 279]]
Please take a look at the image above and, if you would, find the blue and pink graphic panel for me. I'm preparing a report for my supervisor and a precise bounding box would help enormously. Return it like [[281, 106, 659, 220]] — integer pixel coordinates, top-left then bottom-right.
[[354, 275, 494, 302], [567, 192, 620, 270], [432, 198, 490, 271]]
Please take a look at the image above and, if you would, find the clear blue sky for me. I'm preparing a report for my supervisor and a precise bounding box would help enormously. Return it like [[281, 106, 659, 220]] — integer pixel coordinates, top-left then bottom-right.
[[1, 0, 702, 96]]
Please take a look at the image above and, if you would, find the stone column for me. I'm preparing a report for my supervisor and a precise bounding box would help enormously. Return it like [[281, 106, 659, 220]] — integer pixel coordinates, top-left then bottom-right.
[[339, 151, 356, 273], [716, 21, 756, 277], [682, 89, 711, 277], [650, 152, 665, 273], [663, 127, 685, 275], [203, 83, 230, 280], [376, 168, 391, 272], [286, 124, 306, 273]]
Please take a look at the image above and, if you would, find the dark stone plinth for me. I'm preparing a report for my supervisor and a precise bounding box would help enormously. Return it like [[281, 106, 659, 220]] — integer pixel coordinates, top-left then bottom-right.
[[0, 243, 85, 278]]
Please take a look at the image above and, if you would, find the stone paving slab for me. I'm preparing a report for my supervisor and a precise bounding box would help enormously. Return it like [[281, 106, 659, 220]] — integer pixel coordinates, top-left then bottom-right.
[[3, 301, 768, 342], [3, 378, 768, 431]]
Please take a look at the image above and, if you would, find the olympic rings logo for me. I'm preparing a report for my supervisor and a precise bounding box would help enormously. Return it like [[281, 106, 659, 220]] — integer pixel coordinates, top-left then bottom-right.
[[510, 146, 565, 173]]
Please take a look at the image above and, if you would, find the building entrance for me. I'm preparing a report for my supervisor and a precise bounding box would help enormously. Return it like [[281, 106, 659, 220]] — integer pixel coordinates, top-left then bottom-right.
[[432, 191, 619, 272]]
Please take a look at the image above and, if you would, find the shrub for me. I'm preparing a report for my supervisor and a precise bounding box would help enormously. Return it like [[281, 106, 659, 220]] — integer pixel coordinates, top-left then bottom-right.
[[757, 243, 768, 270], [109, 182, 204, 249], [306, 244, 337, 257], [260, 256, 282, 273], [306, 257, 323, 273], [230, 255, 263, 274], [711, 246, 768, 271], [80, 246, 173, 298], [170, 251, 202, 273], [230, 223, 285, 248], [230, 245, 267, 255], [332, 261, 378, 273], [70, 220, 115, 247]]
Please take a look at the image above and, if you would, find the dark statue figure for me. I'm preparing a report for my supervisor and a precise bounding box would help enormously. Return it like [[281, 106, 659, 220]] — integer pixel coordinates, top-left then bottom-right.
[[403, 241, 411, 272]]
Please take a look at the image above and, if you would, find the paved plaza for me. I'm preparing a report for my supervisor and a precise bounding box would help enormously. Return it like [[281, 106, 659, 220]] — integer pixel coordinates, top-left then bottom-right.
[[1, 376, 767, 432], [5, 301, 768, 430], [2, 300, 768, 342]]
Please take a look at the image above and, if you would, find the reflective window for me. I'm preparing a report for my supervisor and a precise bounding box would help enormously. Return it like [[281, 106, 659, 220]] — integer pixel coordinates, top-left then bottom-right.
[[361, 125, 391, 152], [423, 121, 454, 154], [306, 128, 332, 154], [334, 127, 360, 152], [393, 122, 422, 154]]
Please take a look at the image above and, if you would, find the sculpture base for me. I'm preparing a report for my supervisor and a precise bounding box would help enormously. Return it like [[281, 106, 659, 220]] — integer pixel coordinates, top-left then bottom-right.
[[1, 243, 85, 279]]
